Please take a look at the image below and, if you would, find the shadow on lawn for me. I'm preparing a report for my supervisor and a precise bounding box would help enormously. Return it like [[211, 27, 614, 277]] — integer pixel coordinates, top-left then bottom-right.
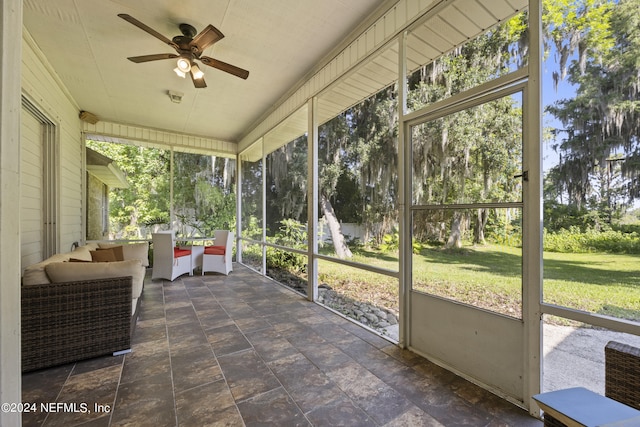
[[599, 304, 640, 321], [409, 246, 640, 289]]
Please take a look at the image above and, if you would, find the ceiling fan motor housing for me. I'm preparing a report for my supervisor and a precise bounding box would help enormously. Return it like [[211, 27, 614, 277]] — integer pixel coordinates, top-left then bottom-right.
[[179, 23, 197, 38]]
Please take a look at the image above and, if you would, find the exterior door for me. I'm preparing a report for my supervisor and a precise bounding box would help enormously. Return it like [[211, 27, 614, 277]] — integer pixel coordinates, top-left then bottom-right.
[[407, 85, 527, 401]]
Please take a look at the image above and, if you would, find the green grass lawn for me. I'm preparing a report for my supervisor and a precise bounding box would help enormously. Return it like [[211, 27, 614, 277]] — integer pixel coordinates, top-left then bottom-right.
[[317, 244, 640, 323], [543, 250, 640, 321], [412, 244, 524, 317]]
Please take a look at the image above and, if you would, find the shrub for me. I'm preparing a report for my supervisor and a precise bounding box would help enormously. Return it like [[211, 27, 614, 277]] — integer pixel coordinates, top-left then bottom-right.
[[377, 231, 425, 254], [543, 226, 640, 254], [266, 247, 306, 273], [264, 219, 308, 273], [378, 232, 399, 252]]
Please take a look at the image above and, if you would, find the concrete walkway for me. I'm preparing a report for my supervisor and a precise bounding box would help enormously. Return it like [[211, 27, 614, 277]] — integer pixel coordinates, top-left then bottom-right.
[[543, 324, 640, 393]]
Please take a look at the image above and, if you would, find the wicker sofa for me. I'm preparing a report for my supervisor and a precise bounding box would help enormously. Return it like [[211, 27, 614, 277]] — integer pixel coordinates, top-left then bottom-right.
[[543, 340, 640, 426], [21, 242, 149, 372]]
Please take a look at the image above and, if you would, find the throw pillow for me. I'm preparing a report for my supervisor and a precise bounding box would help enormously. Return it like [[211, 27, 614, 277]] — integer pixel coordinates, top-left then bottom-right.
[[90, 249, 117, 262], [99, 242, 150, 267], [98, 245, 124, 261]]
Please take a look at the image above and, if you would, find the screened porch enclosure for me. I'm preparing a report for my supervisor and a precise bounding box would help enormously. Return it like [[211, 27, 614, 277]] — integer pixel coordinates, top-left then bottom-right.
[[6, 1, 640, 424], [81, 0, 640, 415], [231, 0, 639, 415]]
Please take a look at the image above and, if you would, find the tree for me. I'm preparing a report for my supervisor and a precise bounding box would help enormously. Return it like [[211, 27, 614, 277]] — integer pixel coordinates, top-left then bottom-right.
[[173, 152, 236, 236], [240, 153, 265, 241], [409, 13, 526, 247], [317, 85, 399, 257], [87, 141, 236, 239], [318, 113, 354, 258], [544, 0, 640, 218], [87, 141, 171, 239], [265, 135, 308, 241]]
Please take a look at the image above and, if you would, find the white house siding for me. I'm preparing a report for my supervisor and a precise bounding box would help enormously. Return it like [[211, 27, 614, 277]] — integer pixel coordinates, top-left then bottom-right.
[[22, 32, 83, 257]]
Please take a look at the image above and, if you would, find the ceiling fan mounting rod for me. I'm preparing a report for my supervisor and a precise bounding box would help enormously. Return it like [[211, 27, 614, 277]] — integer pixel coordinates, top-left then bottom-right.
[[179, 23, 197, 38]]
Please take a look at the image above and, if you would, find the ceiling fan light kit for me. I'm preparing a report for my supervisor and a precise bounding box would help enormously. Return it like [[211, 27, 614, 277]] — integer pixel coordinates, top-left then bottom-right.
[[118, 13, 249, 88], [190, 64, 204, 80], [176, 56, 191, 73]]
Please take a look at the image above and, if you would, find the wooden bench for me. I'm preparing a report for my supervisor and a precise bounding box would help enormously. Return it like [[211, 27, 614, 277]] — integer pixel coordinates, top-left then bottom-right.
[[533, 341, 640, 427]]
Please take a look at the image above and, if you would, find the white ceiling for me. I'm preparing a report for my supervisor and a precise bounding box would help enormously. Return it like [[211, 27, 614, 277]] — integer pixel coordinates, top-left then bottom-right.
[[23, 0, 390, 143]]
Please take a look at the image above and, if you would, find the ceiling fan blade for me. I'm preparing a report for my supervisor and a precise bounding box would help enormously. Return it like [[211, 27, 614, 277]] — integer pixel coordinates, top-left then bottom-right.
[[200, 56, 249, 79], [118, 14, 178, 49], [190, 25, 224, 54], [190, 72, 207, 88], [127, 53, 178, 63]]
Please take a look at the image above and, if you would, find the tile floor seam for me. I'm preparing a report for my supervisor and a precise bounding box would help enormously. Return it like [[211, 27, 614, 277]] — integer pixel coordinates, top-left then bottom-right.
[[207, 283, 316, 426], [191, 281, 246, 424], [105, 355, 126, 426], [41, 362, 76, 427], [297, 341, 390, 426], [162, 279, 180, 427], [266, 305, 387, 425]]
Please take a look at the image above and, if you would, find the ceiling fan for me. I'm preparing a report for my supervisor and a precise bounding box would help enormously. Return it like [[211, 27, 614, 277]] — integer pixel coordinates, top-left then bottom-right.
[[118, 13, 249, 88]]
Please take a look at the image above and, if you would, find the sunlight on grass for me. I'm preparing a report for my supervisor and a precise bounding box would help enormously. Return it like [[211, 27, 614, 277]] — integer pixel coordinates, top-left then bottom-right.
[[317, 243, 639, 323], [543, 251, 640, 321], [413, 244, 523, 318]]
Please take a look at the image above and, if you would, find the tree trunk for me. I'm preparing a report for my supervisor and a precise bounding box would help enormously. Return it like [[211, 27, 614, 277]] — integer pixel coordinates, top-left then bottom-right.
[[445, 212, 463, 249], [473, 208, 488, 244], [320, 193, 352, 259]]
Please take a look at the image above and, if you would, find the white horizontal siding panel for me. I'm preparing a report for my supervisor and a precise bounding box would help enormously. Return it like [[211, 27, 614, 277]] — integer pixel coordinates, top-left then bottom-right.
[[456, 0, 499, 30], [383, 12, 395, 39], [367, 25, 377, 51], [406, 41, 438, 69], [85, 121, 234, 156], [440, 4, 481, 39], [406, 0, 421, 23], [483, 0, 521, 17], [396, 0, 409, 25], [430, 16, 467, 47], [410, 25, 452, 55], [337, 51, 347, 76]]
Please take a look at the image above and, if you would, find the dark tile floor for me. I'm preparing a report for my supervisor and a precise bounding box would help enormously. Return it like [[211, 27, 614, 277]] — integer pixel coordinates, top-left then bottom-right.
[[22, 264, 542, 426]]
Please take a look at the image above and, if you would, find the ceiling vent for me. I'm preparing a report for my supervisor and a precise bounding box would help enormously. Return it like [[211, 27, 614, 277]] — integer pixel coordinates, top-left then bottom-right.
[[168, 90, 184, 104]]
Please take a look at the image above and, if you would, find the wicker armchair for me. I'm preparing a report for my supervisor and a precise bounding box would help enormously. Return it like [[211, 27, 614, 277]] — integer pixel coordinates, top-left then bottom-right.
[[21, 276, 133, 372], [604, 341, 640, 410], [543, 340, 640, 426]]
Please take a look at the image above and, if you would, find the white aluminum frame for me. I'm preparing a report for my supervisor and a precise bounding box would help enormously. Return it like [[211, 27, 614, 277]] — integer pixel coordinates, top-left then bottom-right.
[[233, 0, 639, 417]]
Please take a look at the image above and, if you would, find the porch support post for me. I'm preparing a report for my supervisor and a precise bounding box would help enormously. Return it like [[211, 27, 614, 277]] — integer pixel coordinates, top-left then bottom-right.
[[0, 0, 23, 424], [236, 153, 242, 263], [261, 142, 266, 275], [524, 0, 543, 416], [307, 98, 318, 301], [397, 32, 409, 348]]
